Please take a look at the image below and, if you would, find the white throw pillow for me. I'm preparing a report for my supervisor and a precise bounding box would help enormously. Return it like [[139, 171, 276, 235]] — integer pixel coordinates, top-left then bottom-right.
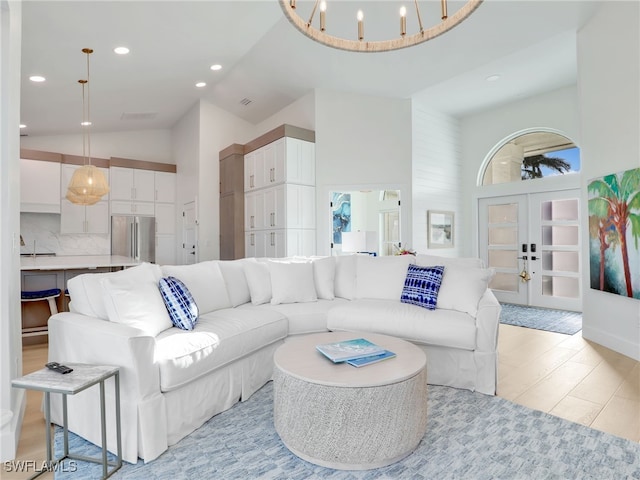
[[436, 266, 494, 316], [161, 261, 231, 314], [67, 262, 161, 320], [218, 259, 252, 307], [312, 256, 335, 300], [269, 261, 318, 305], [243, 261, 272, 305], [101, 277, 172, 336], [356, 255, 415, 300], [334, 255, 357, 300]]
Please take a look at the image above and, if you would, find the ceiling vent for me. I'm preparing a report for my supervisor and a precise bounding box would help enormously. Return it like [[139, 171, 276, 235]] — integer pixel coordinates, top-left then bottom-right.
[[120, 112, 157, 121], [239, 98, 252, 106]]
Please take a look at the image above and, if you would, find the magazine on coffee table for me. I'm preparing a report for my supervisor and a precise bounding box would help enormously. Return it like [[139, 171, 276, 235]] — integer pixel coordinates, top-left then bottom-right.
[[347, 350, 397, 367], [316, 338, 385, 363]]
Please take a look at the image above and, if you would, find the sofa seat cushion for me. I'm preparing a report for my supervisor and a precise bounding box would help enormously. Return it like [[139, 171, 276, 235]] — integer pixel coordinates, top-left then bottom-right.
[[246, 298, 349, 335], [326, 299, 476, 351], [154, 308, 287, 392]]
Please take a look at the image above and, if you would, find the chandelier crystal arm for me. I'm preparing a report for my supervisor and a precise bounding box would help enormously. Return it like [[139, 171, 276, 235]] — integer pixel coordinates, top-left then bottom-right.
[[279, 0, 483, 53]]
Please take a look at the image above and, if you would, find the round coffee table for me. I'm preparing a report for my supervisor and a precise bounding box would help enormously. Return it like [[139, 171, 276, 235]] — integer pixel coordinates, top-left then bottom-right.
[[273, 331, 428, 470]]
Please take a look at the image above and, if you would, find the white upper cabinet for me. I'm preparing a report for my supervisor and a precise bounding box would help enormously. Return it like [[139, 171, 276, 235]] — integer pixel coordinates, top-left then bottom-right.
[[244, 137, 315, 192], [154, 172, 176, 203], [20, 159, 61, 213], [110, 167, 155, 202], [59, 164, 110, 234]]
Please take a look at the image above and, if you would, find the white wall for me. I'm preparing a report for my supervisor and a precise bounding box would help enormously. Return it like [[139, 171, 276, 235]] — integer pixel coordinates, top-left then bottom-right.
[[254, 91, 315, 136], [21, 129, 173, 163], [197, 100, 255, 260], [578, 1, 640, 360], [411, 104, 463, 256], [314, 89, 413, 256], [0, 0, 25, 461], [459, 86, 580, 256]]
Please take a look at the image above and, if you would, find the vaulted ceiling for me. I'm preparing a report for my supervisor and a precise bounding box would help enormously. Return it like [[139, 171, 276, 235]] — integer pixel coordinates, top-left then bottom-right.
[[20, 1, 601, 137]]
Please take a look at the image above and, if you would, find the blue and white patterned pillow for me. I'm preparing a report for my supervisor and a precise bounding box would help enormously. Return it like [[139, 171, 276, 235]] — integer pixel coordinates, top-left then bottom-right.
[[400, 264, 445, 310], [158, 276, 199, 330]]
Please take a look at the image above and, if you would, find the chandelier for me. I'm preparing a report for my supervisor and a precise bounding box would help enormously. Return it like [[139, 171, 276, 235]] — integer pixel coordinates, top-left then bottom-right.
[[66, 48, 110, 206], [279, 0, 483, 53]]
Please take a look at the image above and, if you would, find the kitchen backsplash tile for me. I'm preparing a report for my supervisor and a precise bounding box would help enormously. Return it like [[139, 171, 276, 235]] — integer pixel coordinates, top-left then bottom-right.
[[20, 213, 109, 255]]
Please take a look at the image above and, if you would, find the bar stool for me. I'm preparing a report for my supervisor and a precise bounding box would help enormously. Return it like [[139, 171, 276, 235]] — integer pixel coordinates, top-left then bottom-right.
[[20, 288, 61, 337]]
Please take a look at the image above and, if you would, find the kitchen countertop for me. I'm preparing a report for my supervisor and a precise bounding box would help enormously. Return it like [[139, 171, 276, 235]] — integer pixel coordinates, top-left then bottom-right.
[[21, 255, 141, 271]]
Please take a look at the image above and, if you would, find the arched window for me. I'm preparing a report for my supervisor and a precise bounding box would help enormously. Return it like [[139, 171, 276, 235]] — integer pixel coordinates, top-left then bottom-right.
[[482, 131, 580, 186]]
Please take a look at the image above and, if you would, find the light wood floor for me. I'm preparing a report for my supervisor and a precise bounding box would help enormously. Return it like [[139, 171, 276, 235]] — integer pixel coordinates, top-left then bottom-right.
[[4, 325, 639, 478]]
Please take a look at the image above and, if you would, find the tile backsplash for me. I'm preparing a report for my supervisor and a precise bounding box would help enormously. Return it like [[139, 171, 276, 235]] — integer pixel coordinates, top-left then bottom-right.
[[20, 213, 110, 256]]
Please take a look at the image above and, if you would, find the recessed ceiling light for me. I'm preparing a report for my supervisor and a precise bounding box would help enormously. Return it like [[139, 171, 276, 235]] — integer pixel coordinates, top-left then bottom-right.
[[195, 82, 206, 88], [114, 47, 130, 55], [486, 74, 501, 82], [29, 75, 46, 82], [81, 121, 92, 126], [210, 64, 222, 71], [19, 124, 26, 129]]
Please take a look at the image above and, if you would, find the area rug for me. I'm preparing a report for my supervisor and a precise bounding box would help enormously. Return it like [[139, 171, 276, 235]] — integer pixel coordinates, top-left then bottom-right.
[[500, 303, 583, 335], [54, 381, 639, 479]]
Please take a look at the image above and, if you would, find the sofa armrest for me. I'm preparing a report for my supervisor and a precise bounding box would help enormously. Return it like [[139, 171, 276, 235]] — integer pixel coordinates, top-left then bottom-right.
[[48, 312, 160, 399], [474, 289, 501, 353]]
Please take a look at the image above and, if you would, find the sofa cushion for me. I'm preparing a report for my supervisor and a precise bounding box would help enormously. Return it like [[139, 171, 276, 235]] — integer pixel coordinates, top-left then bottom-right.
[[158, 276, 199, 330], [437, 266, 494, 316], [101, 277, 172, 336], [356, 254, 416, 300], [312, 256, 335, 300], [251, 298, 349, 336], [327, 299, 477, 351], [154, 308, 287, 392], [218, 259, 252, 307], [269, 260, 317, 305], [334, 254, 357, 300], [401, 264, 445, 310], [243, 260, 272, 305], [416, 254, 484, 269], [67, 262, 161, 320], [161, 261, 231, 315]]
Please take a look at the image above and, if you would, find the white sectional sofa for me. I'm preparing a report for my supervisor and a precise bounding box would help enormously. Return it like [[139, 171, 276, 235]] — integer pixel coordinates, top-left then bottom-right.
[[48, 254, 500, 464]]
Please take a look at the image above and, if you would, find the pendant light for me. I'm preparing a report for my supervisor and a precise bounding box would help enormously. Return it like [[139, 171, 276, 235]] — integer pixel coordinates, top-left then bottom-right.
[[66, 48, 109, 206]]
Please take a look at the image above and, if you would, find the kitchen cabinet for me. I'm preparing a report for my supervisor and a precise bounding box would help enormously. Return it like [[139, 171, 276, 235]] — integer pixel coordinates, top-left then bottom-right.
[[219, 146, 245, 260], [110, 166, 155, 202], [59, 164, 110, 234], [155, 203, 176, 235], [20, 158, 61, 213], [155, 234, 176, 265], [154, 171, 176, 203], [111, 200, 155, 216], [243, 134, 315, 258]]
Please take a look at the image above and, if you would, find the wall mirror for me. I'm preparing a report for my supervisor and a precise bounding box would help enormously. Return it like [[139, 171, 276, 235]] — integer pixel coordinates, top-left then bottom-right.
[[331, 189, 401, 256]]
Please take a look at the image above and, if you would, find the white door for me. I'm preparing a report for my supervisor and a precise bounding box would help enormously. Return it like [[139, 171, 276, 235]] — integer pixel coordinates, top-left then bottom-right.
[[479, 189, 581, 311], [182, 201, 197, 265]]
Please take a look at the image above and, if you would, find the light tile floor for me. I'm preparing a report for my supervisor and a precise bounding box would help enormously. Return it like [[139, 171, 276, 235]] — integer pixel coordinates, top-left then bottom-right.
[[5, 327, 639, 479], [498, 323, 640, 443]]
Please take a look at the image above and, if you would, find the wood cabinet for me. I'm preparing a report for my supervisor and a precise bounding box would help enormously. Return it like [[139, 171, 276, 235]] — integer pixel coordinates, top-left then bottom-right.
[[219, 145, 245, 260], [20, 158, 61, 213], [59, 164, 110, 234]]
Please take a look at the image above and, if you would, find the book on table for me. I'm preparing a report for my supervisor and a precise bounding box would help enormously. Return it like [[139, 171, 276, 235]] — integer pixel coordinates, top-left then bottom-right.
[[347, 350, 397, 367], [315, 337, 386, 363]]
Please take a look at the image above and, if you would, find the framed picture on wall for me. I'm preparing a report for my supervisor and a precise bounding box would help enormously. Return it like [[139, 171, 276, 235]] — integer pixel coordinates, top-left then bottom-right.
[[427, 210, 454, 249]]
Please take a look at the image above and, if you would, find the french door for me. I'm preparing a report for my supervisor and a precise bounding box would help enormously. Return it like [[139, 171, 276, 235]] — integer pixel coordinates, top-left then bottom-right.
[[478, 189, 582, 311]]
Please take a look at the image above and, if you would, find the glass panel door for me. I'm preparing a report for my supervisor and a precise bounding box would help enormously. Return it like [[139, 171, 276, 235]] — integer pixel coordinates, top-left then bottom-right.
[[529, 191, 581, 311], [478, 196, 527, 305]]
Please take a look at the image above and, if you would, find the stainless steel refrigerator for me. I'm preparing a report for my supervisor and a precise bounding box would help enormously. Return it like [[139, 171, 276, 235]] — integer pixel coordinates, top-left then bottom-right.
[[111, 216, 156, 263]]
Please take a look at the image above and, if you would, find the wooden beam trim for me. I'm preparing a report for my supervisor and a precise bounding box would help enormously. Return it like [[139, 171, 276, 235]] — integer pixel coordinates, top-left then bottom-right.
[[110, 157, 177, 173], [243, 124, 315, 155], [62, 154, 110, 168], [219, 144, 245, 161], [19, 149, 62, 163]]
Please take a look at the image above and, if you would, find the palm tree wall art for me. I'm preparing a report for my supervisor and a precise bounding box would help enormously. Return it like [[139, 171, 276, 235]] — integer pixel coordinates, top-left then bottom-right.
[[588, 167, 640, 299]]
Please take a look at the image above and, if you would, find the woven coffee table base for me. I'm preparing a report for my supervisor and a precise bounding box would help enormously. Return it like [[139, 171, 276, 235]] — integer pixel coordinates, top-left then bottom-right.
[[273, 367, 428, 470]]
